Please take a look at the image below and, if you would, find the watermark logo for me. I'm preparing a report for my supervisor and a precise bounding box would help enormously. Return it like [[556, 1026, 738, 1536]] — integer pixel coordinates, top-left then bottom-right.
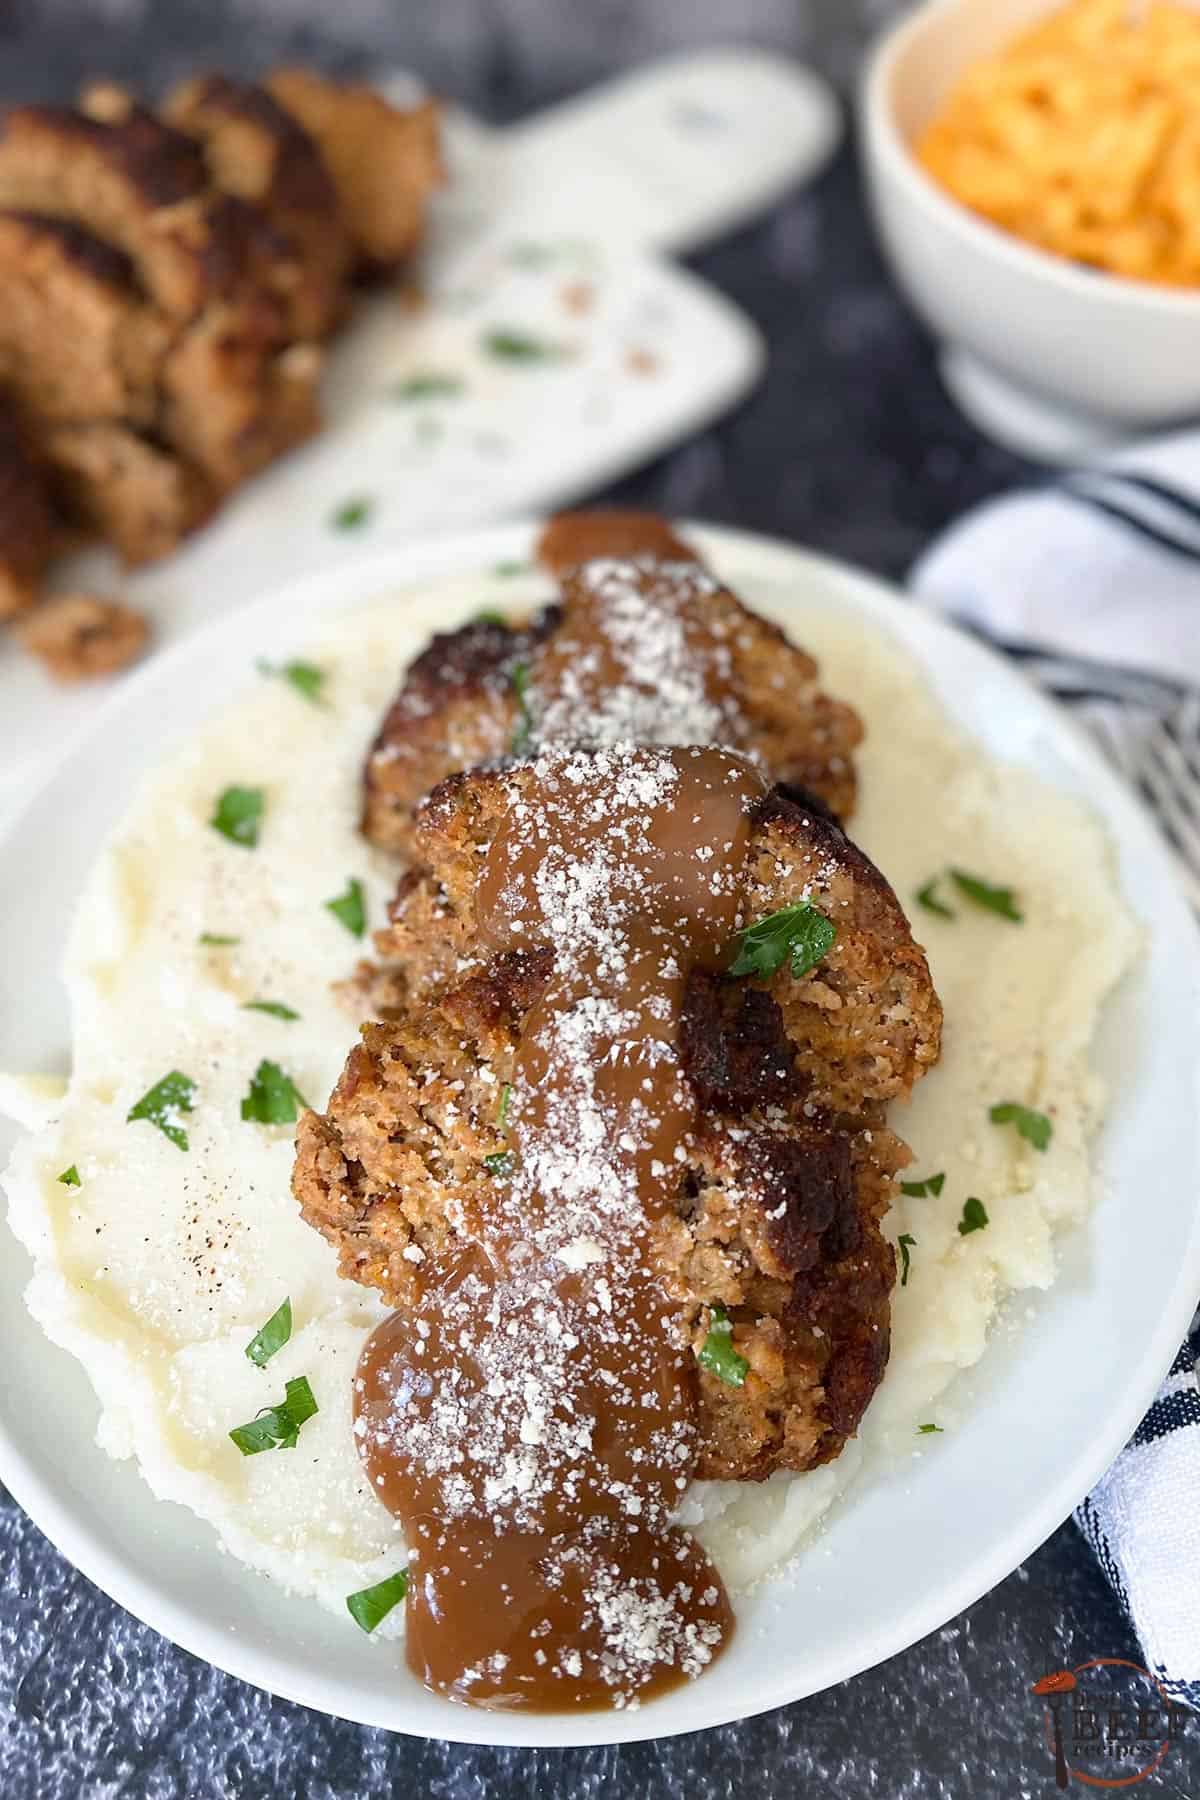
[[1031, 1659, 1187, 1788]]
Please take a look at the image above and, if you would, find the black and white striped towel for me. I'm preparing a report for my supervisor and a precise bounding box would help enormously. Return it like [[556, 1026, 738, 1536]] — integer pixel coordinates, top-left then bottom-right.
[[911, 434, 1200, 1706]]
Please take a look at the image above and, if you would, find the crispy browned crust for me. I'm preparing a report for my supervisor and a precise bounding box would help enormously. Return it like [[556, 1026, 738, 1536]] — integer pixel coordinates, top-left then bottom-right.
[[295, 772, 941, 1480], [266, 69, 442, 271], [38, 422, 215, 565], [536, 509, 695, 573], [0, 409, 58, 620], [361, 609, 561, 855], [164, 73, 351, 338], [0, 103, 284, 325], [0, 212, 170, 427], [361, 516, 862, 857]]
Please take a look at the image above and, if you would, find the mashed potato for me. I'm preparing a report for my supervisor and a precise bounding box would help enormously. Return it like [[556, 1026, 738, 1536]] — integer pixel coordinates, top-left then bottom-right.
[[0, 560, 1139, 1625]]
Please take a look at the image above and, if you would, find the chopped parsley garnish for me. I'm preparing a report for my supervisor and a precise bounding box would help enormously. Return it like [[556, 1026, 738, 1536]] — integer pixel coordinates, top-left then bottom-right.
[[697, 1305, 749, 1387], [127, 1071, 196, 1152], [484, 1151, 515, 1177], [898, 1233, 916, 1287], [346, 1569, 409, 1633], [241, 1060, 309, 1126], [229, 1375, 318, 1455], [899, 1171, 945, 1198], [958, 1196, 989, 1236], [729, 903, 836, 982], [949, 868, 1023, 923], [58, 1165, 81, 1188], [493, 560, 531, 578], [210, 786, 264, 849], [392, 372, 463, 402], [497, 1083, 512, 1129], [509, 661, 535, 756], [325, 878, 366, 938], [258, 658, 326, 706], [243, 999, 301, 1022], [915, 878, 955, 919], [481, 327, 567, 364], [473, 608, 507, 626], [245, 1297, 293, 1368], [331, 496, 372, 531], [989, 1101, 1052, 1151], [917, 1422, 943, 1435], [199, 933, 240, 946]]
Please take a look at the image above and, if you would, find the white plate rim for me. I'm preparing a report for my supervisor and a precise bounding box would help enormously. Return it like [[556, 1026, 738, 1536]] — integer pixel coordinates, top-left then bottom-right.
[[1, 517, 1198, 1748]]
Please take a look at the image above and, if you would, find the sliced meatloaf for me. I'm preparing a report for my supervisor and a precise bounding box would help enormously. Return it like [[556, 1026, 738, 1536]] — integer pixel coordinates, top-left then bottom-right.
[[294, 768, 941, 1481], [266, 68, 442, 272], [361, 512, 863, 857]]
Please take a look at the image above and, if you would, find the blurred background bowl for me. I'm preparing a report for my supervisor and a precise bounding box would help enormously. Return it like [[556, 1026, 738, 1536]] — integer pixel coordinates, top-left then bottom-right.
[[860, 0, 1200, 462]]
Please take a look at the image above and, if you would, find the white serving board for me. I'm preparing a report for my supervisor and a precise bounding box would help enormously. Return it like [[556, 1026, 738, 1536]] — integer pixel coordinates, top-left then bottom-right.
[[0, 50, 840, 831]]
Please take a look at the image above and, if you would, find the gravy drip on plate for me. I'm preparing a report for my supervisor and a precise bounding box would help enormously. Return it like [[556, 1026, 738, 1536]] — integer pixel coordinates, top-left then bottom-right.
[[355, 745, 765, 1709]]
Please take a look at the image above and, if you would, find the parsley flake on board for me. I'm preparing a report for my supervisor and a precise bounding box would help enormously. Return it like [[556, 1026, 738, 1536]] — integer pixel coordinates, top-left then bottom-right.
[[917, 1422, 943, 1435], [241, 1060, 309, 1126], [493, 561, 531, 578], [484, 1151, 515, 1177], [958, 1197, 989, 1236], [347, 1569, 409, 1633], [243, 1000, 301, 1022], [949, 868, 1023, 923], [58, 1165, 81, 1188], [509, 661, 535, 756], [898, 1233, 916, 1287], [331, 496, 372, 531], [473, 608, 507, 626], [127, 1071, 196, 1152], [199, 933, 240, 946], [915, 878, 955, 919], [391, 372, 463, 402], [258, 659, 326, 705], [481, 327, 566, 364], [899, 1172, 945, 1198], [229, 1375, 318, 1455], [325, 878, 366, 938], [729, 903, 836, 982], [210, 786, 264, 849], [245, 1297, 293, 1369], [989, 1101, 1053, 1152], [697, 1306, 749, 1388]]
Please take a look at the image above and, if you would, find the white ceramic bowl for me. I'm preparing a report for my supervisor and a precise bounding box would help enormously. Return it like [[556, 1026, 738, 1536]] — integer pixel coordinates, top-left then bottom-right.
[[1, 520, 1198, 1746], [860, 0, 1200, 461]]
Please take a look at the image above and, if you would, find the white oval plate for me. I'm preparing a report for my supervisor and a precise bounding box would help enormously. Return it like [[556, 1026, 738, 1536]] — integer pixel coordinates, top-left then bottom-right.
[[1, 522, 1197, 1748]]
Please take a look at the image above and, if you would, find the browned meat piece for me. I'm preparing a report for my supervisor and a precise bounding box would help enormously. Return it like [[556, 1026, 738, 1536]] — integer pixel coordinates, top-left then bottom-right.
[[537, 508, 694, 573], [362, 513, 863, 857], [40, 423, 214, 565], [0, 213, 169, 427], [0, 103, 284, 325], [0, 410, 58, 619], [362, 610, 560, 857], [294, 771, 941, 1480], [163, 73, 351, 339], [17, 590, 149, 680], [266, 68, 441, 271], [160, 320, 321, 492], [380, 767, 941, 1110]]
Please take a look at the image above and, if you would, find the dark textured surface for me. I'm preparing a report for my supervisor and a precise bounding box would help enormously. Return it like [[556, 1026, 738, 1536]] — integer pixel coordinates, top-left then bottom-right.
[[1, 4, 1193, 1797]]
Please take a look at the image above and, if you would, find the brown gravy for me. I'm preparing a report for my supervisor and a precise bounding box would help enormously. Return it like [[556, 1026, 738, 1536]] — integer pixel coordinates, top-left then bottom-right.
[[355, 745, 765, 1709]]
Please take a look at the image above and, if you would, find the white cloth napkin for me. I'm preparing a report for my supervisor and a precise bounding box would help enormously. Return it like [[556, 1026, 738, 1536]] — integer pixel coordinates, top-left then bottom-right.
[[911, 432, 1200, 1706]]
